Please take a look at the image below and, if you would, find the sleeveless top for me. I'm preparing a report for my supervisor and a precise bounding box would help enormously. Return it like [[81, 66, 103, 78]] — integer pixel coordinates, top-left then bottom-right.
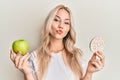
[[29, 51, 87, 80]]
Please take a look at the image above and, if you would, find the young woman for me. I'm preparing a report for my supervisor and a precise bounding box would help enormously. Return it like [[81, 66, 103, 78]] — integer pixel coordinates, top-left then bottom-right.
[[10, 5, 105, 80]]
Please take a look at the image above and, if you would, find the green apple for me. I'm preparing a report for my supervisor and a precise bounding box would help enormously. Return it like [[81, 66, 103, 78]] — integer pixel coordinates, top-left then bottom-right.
[[12, 39, 29, 56]]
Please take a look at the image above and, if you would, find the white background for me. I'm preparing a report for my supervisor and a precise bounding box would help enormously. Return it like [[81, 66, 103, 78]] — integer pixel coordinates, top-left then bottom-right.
[[0, 0, 120, 80]]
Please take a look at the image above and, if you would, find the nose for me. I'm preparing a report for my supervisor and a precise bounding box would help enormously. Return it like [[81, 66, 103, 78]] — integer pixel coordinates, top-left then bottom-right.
[[58, 22, 63, 29]]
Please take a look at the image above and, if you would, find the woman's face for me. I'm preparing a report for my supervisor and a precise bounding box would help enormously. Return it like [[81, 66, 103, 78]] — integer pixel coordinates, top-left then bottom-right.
[[50, 9, 71, 40]]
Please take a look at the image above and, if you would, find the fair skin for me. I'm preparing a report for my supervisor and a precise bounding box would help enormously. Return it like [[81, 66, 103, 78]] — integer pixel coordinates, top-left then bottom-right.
[[49, 9, 70, 52], [10, 9, 105, 80], [81, 51, 105, 80]]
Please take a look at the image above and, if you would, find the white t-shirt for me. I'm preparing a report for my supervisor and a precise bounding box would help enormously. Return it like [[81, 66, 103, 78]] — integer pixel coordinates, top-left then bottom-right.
[[29, 51, 87, 80]]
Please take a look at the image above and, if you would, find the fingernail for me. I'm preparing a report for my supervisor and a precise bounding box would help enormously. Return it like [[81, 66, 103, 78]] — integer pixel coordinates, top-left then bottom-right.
[[96, 56, 100, 60]]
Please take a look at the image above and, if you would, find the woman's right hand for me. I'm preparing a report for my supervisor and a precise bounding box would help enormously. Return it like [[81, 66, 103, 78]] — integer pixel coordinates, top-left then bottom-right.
[[10, 49, 32, 75]]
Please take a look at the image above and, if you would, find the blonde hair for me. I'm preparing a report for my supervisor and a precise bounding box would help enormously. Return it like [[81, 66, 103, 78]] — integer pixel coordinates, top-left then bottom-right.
[[37, 5, 83, 80]]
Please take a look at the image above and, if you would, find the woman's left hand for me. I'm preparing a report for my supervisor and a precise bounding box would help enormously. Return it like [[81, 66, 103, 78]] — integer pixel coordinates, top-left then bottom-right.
[[86, 51, 105, 73]]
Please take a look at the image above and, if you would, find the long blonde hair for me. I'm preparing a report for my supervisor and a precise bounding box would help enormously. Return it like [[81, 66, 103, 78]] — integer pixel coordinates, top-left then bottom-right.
[[37, 5, 83, 80]]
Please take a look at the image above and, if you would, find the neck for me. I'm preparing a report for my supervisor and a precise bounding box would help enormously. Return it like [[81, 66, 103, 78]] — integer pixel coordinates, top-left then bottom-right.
[[49, 38, 64, 53]]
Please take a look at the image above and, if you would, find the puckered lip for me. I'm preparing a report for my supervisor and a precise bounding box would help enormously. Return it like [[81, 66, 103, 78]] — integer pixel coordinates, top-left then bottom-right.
[[56, 29, 63, 34]]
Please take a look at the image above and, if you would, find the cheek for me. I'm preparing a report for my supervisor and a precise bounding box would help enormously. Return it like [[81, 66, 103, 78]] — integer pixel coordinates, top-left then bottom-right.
[[63, 27, 70, 36], [51, 22, 57, 31], [65, 26, 70, 33], [50, 25, 56, 35], [52, 21, 58, 28]]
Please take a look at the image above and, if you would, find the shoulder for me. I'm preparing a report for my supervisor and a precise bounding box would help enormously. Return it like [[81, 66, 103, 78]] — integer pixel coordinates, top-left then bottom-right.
[[28, 50, 38, 80], [29, 50, 38, 72]]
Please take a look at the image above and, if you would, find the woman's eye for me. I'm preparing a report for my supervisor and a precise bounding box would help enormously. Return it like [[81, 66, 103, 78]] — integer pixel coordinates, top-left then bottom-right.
[[54, 18, 59, 22], [64, 22, 70, 25]]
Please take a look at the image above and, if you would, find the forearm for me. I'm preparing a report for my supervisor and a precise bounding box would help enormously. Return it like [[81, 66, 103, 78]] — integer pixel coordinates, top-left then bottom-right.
[[24, 73, 35, 80], [81, 72, 92, 80]]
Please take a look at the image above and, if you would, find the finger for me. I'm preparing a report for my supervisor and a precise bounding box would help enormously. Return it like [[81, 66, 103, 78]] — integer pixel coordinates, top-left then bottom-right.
[[22, 53, 30, 61], [98, 56, 105, 68], [90, 53, 97, 60], [91, 61, 99, 68], [22, 53, 30, 66], [23, 53, 30, 62], [14, 51, 22, 67], [10, 49, 15, 62], [18, 53, 30, 68], [91, 60, 103, 71], [91, 59, 104, 70], [98, 60, 104, 69], [17, 56, 24, 69], [96, 51, 105, 64], [22, 54, 30, 66], [96, 51, 104, 59]]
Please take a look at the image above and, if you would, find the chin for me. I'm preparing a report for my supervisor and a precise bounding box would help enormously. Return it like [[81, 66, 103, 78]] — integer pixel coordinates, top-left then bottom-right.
[[55, 35, 64, 40], [51, 34, 66, 40]]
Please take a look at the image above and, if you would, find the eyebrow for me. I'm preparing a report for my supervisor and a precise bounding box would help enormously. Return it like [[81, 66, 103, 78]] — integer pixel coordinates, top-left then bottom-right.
[[55, 15, 70, 21]]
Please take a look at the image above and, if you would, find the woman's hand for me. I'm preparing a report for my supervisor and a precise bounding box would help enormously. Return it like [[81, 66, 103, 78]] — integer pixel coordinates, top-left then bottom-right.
[[87, 51, 105, 73], [81, 51, 105, 80], [10, 49, 32, 75]]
